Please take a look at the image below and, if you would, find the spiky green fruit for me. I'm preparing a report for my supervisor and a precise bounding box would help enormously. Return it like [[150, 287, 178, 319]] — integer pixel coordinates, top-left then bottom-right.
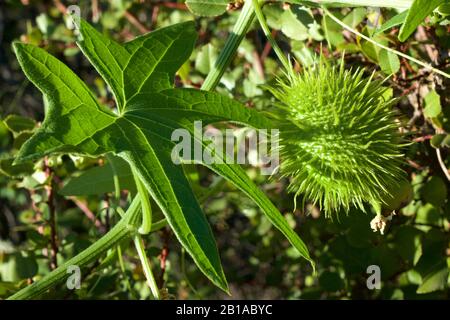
[[269, 60, 405, 217]]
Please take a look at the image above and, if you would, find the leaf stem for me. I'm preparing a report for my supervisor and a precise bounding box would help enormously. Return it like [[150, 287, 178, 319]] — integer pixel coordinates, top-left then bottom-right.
[[132, 167, 153, 235], [252, 0, 291, 71], [116, 198, 159, 300], [130, 184, 159, 299], [322, 7, 450, 79], [133, 235, 161, 299]]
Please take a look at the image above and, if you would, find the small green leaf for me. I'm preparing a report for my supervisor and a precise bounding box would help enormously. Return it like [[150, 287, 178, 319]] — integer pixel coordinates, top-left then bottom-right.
[[0, 252, 38, 282], [59, 157, 136, 196], [430, 134, 446, 148], [442, 134, 450, 148], [398, 0, 445, 41], [13, 131, 34, 150], [186, 0, 229, 17], [423, 90, 442, 118], [3, 115, 36, 135], [322, 13, 345, 47], [383, 180, 413, 211], [0, 157, 34, 177], [416, 263, 449, 294], [280, 7, 311, 41], [422, 176, 447, 207], [394, 226, 423, 265], [416, 203, 441, 226], [378, 49, 400, 74], [371, 245, 403, 279], [292, 41, 315, 67], [437, 3, 450, 15], [263, 5, 284, 30], [342, 7, 367, 28], [195, 44, 218, 75]]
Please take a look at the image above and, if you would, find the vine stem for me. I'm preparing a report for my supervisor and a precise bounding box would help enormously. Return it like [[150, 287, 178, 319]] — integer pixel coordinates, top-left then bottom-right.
[[322, 7, 450, 79], [252, 0, 291, 71]]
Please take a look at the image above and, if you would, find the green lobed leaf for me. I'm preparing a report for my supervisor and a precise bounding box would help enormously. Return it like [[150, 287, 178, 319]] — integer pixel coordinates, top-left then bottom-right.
[[13, 27, 229, 292], [123, 90, 313, 268], [185, 0, 229, 17], [77, 20, 313, 269], [13, 19, 314, 293]]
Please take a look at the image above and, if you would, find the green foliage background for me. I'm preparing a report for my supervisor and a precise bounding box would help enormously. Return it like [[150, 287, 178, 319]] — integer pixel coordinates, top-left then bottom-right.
[[0, 0, 449, 299]]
